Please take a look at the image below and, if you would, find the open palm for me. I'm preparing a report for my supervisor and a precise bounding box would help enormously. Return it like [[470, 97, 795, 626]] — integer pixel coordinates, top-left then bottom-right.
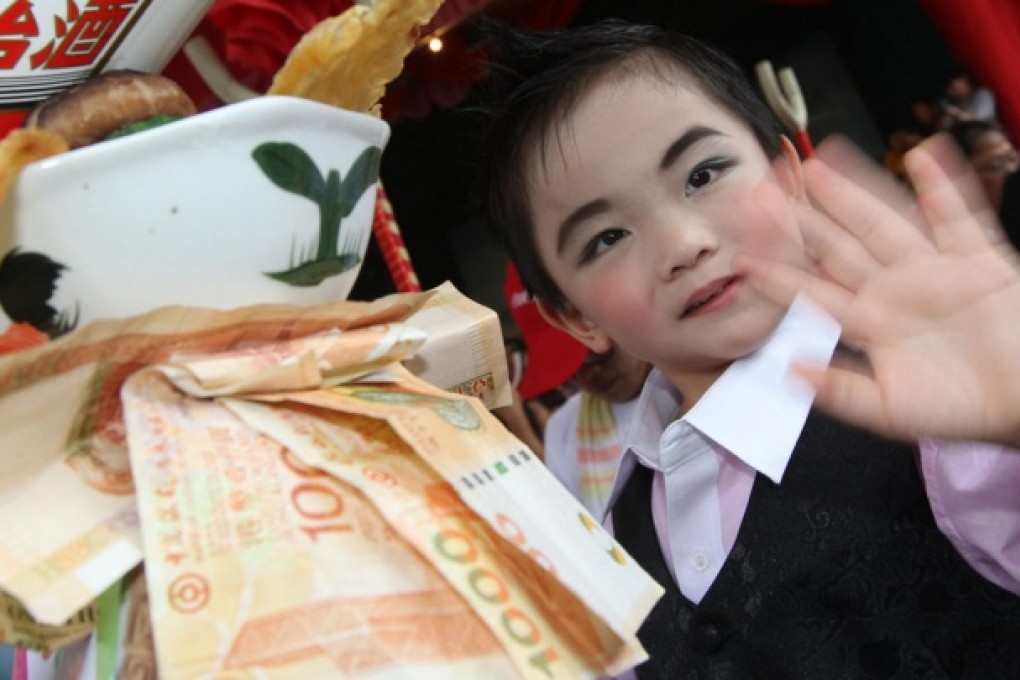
[[744, 135, 1020, 446]]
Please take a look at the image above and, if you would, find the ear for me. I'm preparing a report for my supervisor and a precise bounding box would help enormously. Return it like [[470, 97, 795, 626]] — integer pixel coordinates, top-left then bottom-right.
[[774, 135, 806, 201], [536, 299, 614, 354]]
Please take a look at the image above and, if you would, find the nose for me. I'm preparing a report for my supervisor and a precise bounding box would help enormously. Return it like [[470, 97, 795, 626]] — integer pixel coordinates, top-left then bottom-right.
[[651, 209, 718, 281]]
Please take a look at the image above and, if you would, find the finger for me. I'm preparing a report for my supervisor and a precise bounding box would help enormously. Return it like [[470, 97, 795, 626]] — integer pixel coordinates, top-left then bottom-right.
[[806, 142, 934, 264], [907, 136, 1004, 254], [749, 171, 805, 249], [752, 180, 881, 292], [793, 360, 894, 436], [792, 200, 881, 291], [813, 136, 929, 234], [738, 252, 855, 319], [923, 134, 997, 216]]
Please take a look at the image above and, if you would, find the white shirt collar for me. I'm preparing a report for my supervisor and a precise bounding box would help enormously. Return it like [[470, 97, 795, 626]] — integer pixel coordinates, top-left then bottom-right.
[[621, 294, 841, 485]]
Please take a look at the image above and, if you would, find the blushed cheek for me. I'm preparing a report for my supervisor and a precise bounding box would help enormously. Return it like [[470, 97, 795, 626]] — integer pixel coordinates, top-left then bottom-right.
[[774, 205, 805, 249], [734, 190, 805, 266], [584, 277, 651, 337]]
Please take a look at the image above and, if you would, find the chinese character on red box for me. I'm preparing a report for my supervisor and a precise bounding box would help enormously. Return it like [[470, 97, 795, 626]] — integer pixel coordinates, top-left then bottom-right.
[[0, 0, 40, 70], [32, 1, 137, 70], [0, 0, 214, 138]]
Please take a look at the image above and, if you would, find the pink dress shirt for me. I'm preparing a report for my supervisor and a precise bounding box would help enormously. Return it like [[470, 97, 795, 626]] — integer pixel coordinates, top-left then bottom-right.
[[603, 297, 1020, 605]]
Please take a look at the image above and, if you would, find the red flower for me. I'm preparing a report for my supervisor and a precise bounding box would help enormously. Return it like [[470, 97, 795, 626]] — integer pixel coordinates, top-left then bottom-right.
[[205, 0, 356, 93], [193, 0, 581, 120]]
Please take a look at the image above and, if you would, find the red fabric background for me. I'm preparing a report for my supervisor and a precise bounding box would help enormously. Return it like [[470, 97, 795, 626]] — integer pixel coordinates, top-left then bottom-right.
[[920, 0, 1020, 141]]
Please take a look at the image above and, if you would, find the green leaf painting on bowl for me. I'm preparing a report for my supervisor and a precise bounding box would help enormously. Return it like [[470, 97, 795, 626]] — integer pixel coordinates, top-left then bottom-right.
[[253, 142, 381, 287]]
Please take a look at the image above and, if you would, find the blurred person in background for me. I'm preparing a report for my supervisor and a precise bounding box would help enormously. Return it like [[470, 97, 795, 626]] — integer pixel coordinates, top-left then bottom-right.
[[947, 119, 1019, 212], [492, 336, 548, 457], [544, 346, 651, 518], [497, 262, 588, 458], [941, 69, 997, 125], [999, 169, 1020, 247], [911, 97, 952, 136]]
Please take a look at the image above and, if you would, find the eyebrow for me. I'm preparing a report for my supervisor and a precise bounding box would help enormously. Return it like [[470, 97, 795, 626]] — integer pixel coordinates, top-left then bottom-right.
[[554, 125, 723, 255], [659, 126, 721, 171], [556, 199, 610, 255]]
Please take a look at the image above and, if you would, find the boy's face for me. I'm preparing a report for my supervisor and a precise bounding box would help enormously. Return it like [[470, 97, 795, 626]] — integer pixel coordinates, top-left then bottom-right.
[[529, 71, 808, 387]]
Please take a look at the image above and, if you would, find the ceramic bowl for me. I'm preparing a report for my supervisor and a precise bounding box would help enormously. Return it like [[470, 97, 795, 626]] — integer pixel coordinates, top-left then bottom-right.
[[0, 95, 390, 335]]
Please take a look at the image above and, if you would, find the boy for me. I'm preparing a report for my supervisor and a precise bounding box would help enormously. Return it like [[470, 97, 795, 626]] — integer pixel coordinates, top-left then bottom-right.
[[480, 20, 1020, 677]]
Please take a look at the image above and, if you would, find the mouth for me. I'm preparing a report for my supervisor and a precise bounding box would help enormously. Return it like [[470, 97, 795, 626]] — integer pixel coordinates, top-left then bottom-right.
[[681, 275, 743, 318]]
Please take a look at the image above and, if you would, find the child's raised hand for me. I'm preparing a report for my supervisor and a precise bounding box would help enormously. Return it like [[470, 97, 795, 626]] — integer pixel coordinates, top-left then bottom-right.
[[741, 134, 1020, 447]]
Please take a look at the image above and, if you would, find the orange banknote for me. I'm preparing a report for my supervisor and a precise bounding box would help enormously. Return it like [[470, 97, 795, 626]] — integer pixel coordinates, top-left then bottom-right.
[[0, 291, 428, 637], [260, 367, 663, 666], [124, 370, 516, 678], [228, 398, 625, 678]]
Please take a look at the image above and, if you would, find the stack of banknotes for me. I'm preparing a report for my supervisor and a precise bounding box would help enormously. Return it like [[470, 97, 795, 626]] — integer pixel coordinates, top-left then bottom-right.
[[0, 283, 662, 679]]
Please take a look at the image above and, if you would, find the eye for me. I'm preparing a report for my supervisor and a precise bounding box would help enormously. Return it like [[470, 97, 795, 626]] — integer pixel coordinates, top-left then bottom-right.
[[685, 157, 736, 196], [579, 227, 628, 264]]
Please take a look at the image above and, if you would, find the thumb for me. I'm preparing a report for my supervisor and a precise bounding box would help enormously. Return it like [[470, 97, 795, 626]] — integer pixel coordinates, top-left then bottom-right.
[[794, 361, 893, 437]]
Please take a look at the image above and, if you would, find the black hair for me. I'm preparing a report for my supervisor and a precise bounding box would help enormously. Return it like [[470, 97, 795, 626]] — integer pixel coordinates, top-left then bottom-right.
[[477, 19, 784, 309], [946, 119, 1005, 159]]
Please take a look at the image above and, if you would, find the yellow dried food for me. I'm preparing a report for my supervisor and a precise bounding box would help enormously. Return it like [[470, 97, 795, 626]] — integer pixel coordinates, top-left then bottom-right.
[[0, 128, 67, 205], [268, 0, 446, 116]]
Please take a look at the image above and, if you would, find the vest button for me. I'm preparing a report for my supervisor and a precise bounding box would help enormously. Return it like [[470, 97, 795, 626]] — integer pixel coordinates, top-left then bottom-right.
[[691, 616, 724, 653]]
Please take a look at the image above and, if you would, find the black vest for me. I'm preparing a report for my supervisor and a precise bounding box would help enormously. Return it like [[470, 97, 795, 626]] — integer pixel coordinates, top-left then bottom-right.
[[612, 411, 1020, 679]]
